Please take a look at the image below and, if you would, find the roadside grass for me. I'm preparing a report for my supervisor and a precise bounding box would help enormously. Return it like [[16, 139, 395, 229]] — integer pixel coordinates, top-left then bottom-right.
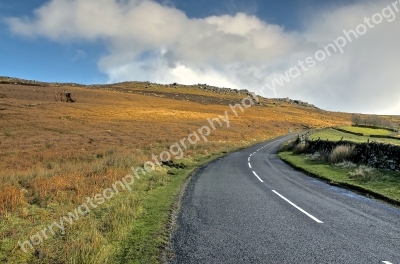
[[279, 152, 400, 203], [310, 128, 400, 146], [113, 153, 224, 264], [338, 126, 393, 136], [0, 144, 244, 264]]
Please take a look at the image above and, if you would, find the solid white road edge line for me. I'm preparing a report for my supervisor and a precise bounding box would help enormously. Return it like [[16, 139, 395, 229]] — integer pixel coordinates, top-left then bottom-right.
[[272, 190, 324, 224], [252, 171, 264, 182]]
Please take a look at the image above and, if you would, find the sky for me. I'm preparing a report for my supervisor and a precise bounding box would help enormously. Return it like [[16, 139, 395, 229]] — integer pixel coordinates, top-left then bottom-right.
[[1, 0, 399, 114]]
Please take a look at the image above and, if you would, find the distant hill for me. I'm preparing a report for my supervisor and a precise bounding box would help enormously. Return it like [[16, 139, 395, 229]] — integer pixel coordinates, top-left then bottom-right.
[[0, 76, 318, 109]]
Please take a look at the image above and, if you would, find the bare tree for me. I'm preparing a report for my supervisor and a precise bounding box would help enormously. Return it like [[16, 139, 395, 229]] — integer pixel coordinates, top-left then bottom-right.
[[53, 91, 61, 102], [352, 115, 362, 125], [366, 115, 381, 126], [53, 91, 75, 103], [64, 90, 74, 103]]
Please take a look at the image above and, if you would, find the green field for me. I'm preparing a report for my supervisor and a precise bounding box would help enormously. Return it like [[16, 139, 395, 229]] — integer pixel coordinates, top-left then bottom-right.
[[279, 152, 400, 203], [310, 128, 400, 146], [338, 126, 393, 136]]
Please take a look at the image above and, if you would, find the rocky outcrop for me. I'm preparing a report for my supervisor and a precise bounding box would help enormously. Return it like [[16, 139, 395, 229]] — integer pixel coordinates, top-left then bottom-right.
[[195, 83, 252, 96], [273, 97, 317, 108]]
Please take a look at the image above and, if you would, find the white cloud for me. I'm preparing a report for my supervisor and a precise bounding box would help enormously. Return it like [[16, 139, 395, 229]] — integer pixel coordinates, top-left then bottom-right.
[[295, 1, 400, 114], [5, 0, 400, 114]]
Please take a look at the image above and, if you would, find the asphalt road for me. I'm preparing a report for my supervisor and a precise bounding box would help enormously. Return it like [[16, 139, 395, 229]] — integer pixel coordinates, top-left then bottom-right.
[[171, 135, 400, 264]]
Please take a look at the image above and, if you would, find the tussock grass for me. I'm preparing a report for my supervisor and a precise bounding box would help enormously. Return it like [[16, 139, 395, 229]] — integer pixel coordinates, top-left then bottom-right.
[[293, 143, 309, 154], [329, 144, 355, 164], [334, 161, 357, 168], [348, 166, 380, 182]]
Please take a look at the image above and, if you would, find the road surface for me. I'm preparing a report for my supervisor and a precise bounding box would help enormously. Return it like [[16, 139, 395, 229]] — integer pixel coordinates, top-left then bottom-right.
[[171, 135, 400, 264]]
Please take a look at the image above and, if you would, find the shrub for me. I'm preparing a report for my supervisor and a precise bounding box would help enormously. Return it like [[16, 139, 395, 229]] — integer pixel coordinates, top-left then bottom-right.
[[293, 142, 309, 155], [305, 152, 321, 161], [279, 140, 296, 152], [304, 150, 330, 162], [320, 150, 332, 162], [352, 115, 362, 125], [348, 165, 380, 182], [334, 161, 357, 168], [329, 144, 355, 164]]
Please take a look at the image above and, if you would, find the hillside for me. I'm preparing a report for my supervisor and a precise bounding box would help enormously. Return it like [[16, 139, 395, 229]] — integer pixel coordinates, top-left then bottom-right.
[[0, 78, 352, 179], [0, 77, 354, 263]]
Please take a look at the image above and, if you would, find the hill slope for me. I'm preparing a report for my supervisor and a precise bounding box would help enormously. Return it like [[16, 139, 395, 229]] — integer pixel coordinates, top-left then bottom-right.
[[0, 78, 353, 263]]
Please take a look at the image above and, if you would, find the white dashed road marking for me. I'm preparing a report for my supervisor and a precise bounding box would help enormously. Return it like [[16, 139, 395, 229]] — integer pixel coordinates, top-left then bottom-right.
[[252, 171, 263, 182], [272, 190, 324, 224]]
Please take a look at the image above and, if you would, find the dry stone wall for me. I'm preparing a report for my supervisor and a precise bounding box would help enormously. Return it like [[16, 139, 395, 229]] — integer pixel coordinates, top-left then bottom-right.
[[307, 139, 400, 171]]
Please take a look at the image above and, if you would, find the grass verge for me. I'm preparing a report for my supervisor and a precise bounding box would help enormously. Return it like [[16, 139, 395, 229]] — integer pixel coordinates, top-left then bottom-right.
[[0, 143, 249, 264], [279, 152, 400, 206], [113, 153, 224, 264]]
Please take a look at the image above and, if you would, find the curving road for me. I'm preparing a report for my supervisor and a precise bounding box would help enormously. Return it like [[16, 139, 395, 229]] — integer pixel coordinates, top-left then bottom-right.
[[171, 135, 400, 264]]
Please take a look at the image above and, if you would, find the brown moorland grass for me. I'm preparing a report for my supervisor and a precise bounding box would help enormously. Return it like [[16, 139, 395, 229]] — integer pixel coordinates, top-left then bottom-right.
[[0, 81, 357, 262]]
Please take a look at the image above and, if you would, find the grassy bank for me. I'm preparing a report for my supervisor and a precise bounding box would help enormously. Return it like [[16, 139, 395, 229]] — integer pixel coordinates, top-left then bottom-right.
[[113, 150, 229, 264], [279, 152, 400, 204], [0, 143, 250, 264]]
